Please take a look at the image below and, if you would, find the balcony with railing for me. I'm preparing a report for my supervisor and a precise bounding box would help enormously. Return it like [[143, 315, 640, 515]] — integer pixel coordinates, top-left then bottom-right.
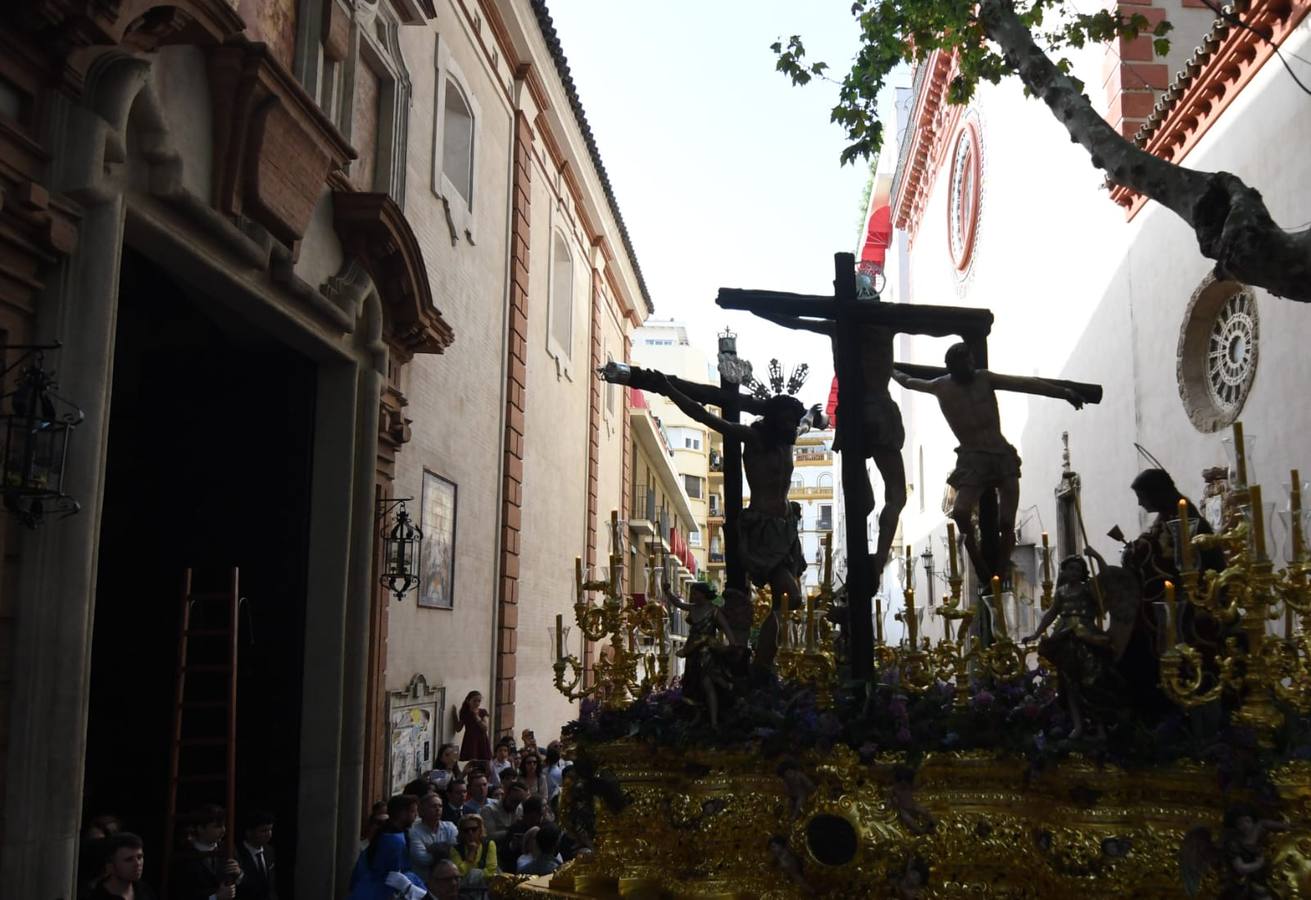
[[793, 449, 833, 465], [788, 485, 834, 500], [629, 486, 658, 536]]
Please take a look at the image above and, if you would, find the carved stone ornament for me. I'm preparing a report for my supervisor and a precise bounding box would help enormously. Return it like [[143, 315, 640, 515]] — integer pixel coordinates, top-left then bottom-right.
[[334, 191, 454, 359]]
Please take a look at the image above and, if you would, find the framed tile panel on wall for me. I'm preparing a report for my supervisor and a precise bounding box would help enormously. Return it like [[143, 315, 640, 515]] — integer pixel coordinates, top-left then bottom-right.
[[419, 470, 457, 609]]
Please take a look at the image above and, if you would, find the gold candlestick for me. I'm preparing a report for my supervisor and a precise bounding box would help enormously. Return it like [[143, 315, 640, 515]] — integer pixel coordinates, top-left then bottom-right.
[[805, 594, 815, 650], [905, 586, 918, 649], [1176, 498, 1193, 573], [990, 576, 1007, 640], [1232, 420, 1248, 487], [1040, 531, 1053, 610], [1163, 581, 1177, 646], [1292, 469, 1304, 562], [1251, 483, 1267, 561]]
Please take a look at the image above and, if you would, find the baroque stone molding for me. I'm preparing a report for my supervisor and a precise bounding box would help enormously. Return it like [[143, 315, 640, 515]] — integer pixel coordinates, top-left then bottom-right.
[[889, 50, 962, 247], [332, 190, 453, 359], [20, 0, 246, 54], [208, 38, 355, 247]]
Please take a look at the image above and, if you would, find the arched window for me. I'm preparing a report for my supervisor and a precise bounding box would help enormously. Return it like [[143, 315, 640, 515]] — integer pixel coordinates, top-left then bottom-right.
[[441, 79, 474, 208], [791, 473, 805, 489], [431, 35, 481, 243], [548, 231, 573, 362], [817, 472, 833, 489]]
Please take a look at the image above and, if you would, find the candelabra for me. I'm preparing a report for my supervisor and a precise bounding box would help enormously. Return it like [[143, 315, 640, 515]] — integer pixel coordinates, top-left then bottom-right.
[[776, 535, 838, 707], [877, 531, 1027, 707], [1158, 423, 1311, 746], [553, 512, 670, 708]]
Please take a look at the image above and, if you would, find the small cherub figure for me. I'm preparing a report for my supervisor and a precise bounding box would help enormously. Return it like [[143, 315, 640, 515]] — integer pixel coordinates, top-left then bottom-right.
[[1022, 555, 1112, 740], [888, 765, 936, 835], [775, 759, 817, 822], [891, 855, 930, 900], [1180, 803, 1289, 899], [767, 835, 814, 896]]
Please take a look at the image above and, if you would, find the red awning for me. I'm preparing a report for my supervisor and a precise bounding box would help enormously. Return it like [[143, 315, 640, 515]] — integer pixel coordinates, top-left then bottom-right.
[[861, 204, 892, 267], [630, 387, 647, 409], [825, 375, 840, 425]]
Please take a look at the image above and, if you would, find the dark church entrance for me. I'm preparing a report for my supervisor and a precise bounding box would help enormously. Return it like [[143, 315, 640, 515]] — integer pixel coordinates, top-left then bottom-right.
[[83, 249, 316, 893]]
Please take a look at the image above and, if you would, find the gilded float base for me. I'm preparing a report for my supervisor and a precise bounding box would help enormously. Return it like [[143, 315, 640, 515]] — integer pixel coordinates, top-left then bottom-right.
[[492, 742, 1311, 899]]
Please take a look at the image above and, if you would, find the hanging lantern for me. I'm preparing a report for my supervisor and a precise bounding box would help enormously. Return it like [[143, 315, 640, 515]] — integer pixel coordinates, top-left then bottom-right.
[[0, 345, 83, 528], [379, 498, 422, 601]]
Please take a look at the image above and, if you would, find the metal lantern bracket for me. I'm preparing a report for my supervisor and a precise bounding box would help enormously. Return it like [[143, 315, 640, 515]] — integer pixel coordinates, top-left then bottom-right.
[[377, 497, 422, 602], [0, 342, 84, 528]]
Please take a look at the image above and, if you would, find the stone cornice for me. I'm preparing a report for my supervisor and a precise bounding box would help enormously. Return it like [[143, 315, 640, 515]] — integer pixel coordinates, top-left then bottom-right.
[[1109, 0, 1311, 216]]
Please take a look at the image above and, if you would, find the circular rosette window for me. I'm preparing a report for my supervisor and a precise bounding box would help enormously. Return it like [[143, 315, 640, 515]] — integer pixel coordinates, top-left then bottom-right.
[[1176, 275, 1259, 432], [947, 119, 982, 274]]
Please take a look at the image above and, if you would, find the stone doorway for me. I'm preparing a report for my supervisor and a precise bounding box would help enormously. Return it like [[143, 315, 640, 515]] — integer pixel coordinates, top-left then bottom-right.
[[83, 249, 316, 891]]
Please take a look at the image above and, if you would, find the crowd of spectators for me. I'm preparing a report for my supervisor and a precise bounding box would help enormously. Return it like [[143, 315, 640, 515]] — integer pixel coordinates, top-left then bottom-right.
[[77, 691, 580, 899]]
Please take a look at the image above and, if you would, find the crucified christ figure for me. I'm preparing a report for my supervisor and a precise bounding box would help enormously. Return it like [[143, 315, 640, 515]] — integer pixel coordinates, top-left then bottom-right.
[[758, 311, 905, 575], [649, 373, 806, 672], [893, 342, 1085, 579]]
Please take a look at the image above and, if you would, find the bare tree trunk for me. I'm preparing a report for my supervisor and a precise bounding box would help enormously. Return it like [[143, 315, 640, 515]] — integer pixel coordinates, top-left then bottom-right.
[[979, 0, 1311, 302]]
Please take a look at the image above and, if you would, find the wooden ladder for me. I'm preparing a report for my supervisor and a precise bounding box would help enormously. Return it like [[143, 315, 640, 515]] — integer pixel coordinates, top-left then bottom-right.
[[162, 567, 240, 895]]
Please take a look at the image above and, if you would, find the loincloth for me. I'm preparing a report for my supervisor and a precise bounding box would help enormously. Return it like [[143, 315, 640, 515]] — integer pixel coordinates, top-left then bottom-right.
[[832, 393, 905, 453], [739, 506, 806, 589], [947, 443, 1021, 489]]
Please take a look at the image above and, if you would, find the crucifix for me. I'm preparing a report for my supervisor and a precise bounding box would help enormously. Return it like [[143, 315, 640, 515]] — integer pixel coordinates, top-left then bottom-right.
[[600, 348, 771, 596], [717, 252, 1101, 678]]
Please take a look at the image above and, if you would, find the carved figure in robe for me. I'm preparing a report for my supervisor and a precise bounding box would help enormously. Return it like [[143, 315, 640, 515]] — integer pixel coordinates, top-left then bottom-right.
[[663, 582, 734, 727], [1024, 556, 1114, 740], [650, 373, 807, 672]]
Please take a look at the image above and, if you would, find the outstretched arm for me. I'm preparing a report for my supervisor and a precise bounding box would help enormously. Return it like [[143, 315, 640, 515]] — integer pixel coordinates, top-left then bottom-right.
[[987, 372, 1084, 409], [891, 369, 939, 394], [757, 311, 834, 337], [654, 374, 757, 445], [662, 584, 693, 612], [1022, 604, 1059, 644]]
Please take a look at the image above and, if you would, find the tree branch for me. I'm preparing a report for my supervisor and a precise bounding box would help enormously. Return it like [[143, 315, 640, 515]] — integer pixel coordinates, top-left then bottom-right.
[[978, 0, 1311, 302]]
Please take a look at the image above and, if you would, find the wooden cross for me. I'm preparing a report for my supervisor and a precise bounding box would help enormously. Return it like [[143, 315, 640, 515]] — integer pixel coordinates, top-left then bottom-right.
[[716, 252, 999, 679], [600, 361, 770, 594]]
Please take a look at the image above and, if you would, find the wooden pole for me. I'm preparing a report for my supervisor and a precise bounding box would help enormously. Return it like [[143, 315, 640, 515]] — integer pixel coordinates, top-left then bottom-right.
[[721, 367, 747, 593]]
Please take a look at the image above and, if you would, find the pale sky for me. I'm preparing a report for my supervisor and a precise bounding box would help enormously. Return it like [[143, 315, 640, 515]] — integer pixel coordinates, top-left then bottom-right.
[[545, 1, 886, 409]]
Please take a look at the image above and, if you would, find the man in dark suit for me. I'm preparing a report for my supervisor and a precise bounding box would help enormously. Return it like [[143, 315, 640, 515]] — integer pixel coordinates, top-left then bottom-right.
[[235, 810, 278, 900], [169, 805, 241, 900]]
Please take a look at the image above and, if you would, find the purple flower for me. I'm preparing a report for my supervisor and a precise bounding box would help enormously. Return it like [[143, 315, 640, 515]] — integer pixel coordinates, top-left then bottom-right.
[[895, 726, 913, 745], [973, 689, 995, 706]]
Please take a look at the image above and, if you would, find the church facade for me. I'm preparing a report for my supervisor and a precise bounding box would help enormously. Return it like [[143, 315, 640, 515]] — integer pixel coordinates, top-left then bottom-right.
[[0, 0, 647, 894], [870, 0, 1311, 636]]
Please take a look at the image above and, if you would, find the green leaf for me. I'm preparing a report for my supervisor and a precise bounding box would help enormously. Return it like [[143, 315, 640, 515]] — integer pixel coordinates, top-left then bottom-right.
[[1153, 37, 1171, 56]]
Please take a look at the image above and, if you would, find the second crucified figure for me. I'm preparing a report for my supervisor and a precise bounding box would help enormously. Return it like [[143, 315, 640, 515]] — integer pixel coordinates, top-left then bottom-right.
[[893, 342, 1085, 579], [649, 373, 808, 672]]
